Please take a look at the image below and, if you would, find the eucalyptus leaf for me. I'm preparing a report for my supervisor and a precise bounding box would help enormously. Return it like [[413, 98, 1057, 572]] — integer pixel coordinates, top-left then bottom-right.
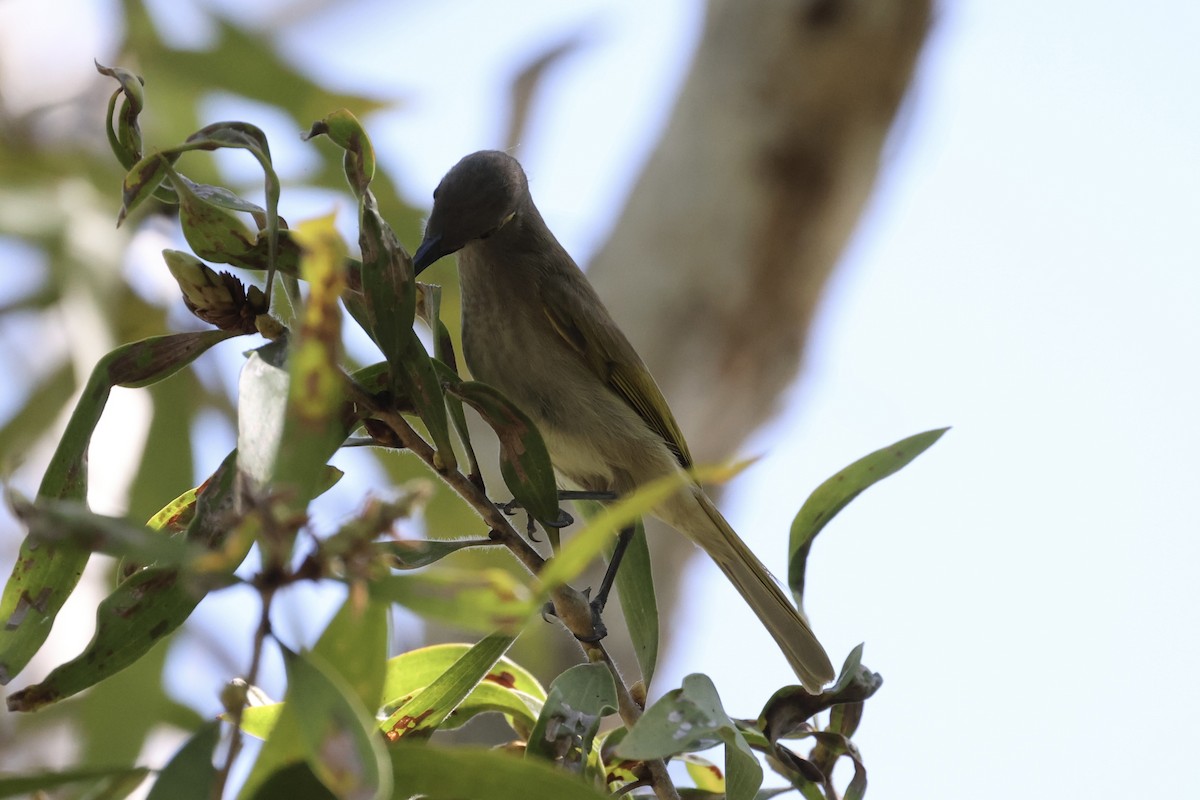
[[378, 632, 518, 741], [239, 648, 390, 800], [525, 663, 617, 773], [445, 380, 560, 526], [538, 463, 744, 598], [144, 721, 220, 800], [373, 537, 496, 570], [788, 428, 947, 610], [5, 452, 245, 712], [96, 61, 145, 168], [311, 594, 390, 712], [758, 644, 882, 743], [0, 330, 237, 685], [380, 642, 546, 707], [610, 519, 658, 687], [371, 568, 532, 634], [0, 766, 149, 799], [272, 215, 353, 509], [619, 673, 763, 800], [390, 744, 611, 800]]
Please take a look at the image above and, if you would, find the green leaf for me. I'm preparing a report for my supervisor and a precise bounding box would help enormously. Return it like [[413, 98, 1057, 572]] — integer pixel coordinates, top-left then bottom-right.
[[122, 121, 281, 273], [574, 499, 659, 687], [271, 215, 353, 509], [390, 744, 612, 800], [373, 537, 496, 570], [166, 163, 258, 263], [244, 763, 335, 800], [371, 568, 532, 634], [309, 113, 457, 471], [434, 681, 543, 736], [0, 330, 236, 685], [682, 753, 726, 793], [358, 198, 416, 347], [236, 703, 282, 742], [230, 227, 305, 276], [234, 215, 355, 513], [146, 485, 201, 532], [445, 380, 560, 526], [525, 663, 617, 773], [303, 109, 376, 198], [788, 428, 948, 610], [392, 328, 456, 471], [432, 358, 481, 485], [381, 642, 546, 707], [145, 721, 220, 800], [538, 463, 742, 597], [619, 673, 763, 800], [237, 652, 544, 743], [379, 632, 517, 741], [6, 452, 246, 712], [119, 150, 178, 224], [758, 644, 882, 744], [311, 594, 390, 712], [610, 520, 658, 688], [805, 730, 868, 800], [239, 649, 390, 800], [11, 494, 203, 565], [96, 61, 145, 168], [0, 767, 149, 799]]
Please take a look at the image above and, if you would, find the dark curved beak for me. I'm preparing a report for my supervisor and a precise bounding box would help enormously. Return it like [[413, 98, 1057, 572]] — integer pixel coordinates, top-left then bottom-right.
[[413, 234, 452, 275]]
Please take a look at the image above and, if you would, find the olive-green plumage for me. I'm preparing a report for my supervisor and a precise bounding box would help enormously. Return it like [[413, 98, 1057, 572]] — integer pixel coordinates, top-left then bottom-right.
[[413, 150, 834, 691]]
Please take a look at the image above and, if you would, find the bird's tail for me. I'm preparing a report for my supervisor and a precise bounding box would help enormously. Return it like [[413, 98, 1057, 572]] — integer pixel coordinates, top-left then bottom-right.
[[659, 488, 834, 692]]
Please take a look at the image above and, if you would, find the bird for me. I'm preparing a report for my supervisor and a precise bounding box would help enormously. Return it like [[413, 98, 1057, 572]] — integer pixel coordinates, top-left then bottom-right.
[[412, 150, 834, 692]]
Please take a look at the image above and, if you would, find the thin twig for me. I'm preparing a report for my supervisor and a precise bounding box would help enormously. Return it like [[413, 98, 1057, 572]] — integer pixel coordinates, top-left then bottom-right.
[[350, 379, 679, 800], [346, 381, 546, 574], [213, 584, 276, 800], [592, 646, 680, 800]]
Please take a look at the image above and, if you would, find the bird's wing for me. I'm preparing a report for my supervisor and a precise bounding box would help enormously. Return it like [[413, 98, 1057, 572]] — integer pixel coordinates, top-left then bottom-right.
[[542, 282, 693, 469]]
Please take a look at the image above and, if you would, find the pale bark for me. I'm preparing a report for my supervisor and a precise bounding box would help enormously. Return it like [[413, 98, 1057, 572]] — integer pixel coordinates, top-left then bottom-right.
[[589, 0, 932, 461], [584, 0, 932, 641]]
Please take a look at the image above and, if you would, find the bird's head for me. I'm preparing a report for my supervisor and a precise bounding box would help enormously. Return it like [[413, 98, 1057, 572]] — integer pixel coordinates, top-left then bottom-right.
[[413, 150, 528, 274]]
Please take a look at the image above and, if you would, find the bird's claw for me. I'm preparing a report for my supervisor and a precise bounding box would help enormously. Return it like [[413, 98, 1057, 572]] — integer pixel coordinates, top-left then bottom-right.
[[541, 594, 609, 643], [496, 499, 574, 529]]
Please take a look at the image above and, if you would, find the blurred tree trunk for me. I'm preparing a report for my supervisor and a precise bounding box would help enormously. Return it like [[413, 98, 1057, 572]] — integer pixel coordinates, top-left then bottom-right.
[[584, 0, 931, 664]]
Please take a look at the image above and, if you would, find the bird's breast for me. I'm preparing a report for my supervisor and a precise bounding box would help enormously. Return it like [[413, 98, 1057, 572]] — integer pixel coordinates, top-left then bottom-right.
[[456, 247, 680, 494]]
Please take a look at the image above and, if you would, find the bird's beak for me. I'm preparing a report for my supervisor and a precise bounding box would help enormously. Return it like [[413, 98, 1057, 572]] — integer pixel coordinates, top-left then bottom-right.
[[413, 234, 451, 275]]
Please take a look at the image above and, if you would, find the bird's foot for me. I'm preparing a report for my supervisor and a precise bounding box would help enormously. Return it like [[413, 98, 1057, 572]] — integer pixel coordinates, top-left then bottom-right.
[[541, 591, 609, 644], [498, 497, 579, 529]]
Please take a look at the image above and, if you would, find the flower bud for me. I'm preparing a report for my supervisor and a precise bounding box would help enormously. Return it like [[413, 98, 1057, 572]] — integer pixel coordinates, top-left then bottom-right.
[[163, 249, 265, 334]]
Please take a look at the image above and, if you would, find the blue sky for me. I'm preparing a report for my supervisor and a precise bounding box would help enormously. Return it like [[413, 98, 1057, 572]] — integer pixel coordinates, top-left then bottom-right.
[[1, 1, 1197, 797]]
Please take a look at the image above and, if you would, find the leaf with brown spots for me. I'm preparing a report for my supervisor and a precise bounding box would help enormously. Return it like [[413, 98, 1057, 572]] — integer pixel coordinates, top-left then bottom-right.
[[0, 329, 237, 685], [380, 643, 545, 709], [377, 632, 519, 741], [446, 381, 560, 527], [6, 452, 245, 712]]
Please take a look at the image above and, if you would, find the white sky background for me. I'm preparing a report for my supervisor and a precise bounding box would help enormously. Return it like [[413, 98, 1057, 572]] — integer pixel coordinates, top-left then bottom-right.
[[1, 0, 1199, 797]]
